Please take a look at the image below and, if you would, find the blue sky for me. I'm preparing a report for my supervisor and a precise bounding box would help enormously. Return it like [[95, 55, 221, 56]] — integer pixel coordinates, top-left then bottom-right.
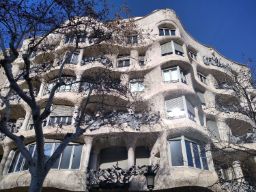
[[110, 0, 256, 65]]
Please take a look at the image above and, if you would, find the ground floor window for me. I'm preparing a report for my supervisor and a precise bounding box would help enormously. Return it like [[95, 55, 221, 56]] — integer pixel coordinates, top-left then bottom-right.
[[168, 136, 209, 170], [8, 142, 83, 173]]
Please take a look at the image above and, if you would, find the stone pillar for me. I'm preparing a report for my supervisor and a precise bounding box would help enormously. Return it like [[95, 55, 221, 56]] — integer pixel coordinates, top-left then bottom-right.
[[38, 79, 46, 97], [3, 149, 14, 175], [204, 90, 216, 108], [207, 74, 218, 89], [127, 145, 135, 168], [80, 137, 93, 171], [72, 105, 80, 125], [0, 145, 10, 176], [20, 109, 32, 130], [216, 118, 231, 142], [130, 49, 138, 67], [126, 137, 137, 168], [232, 161, 244, 182]]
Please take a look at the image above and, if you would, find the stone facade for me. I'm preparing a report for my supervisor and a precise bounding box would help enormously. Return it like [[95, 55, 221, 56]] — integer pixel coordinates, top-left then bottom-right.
[[0, 9, 255, 192]]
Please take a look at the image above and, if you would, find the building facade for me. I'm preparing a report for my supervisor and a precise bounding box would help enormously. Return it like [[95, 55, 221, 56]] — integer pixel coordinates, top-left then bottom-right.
[[0, 9, 255, 192]]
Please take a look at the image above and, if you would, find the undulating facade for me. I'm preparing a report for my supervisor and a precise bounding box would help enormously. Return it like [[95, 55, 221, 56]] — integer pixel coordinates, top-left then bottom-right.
[[0, 9, 256, 192]]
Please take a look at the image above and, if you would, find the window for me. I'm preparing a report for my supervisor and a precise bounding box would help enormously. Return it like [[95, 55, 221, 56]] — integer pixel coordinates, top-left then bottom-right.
[[188, 50, 197, 60], [139, 55, 145, 66], [8, 143, 82, 173], [127, 35, 138, 44], [130, 79, 144, 92], [159, 28, 176, 36], [64, 52, 79, 64], [197, 72, 207, 84], [168, 137, 209, 170], [48, 116, 72, 126], [45, 76, 77, 95], [165, 96, 196, 121], [117, 55, 130, 68], [165, 97, 185, 119], [206, 120, 220, 140], [162, 66, 186, 83], [64, 33, 87, 44], [161, 41, 184, 56]]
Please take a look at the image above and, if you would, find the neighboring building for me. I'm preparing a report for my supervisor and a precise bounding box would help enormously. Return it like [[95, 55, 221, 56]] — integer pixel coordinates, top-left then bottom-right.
[[0, 9, 255, 192]]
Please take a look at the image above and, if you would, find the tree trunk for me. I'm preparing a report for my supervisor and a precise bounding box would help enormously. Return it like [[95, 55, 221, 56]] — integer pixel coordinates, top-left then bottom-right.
[[29, 174, 45, 192]]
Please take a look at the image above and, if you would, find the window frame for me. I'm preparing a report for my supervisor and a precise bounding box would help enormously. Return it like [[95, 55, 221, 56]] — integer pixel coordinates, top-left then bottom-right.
[[117, 55, 130, 68], [161, 41, 184, 56], [8, 142, 83, 173], [129, 79, 145, 93], [162, 66, 186, 84], [168, 136, 209, 170], [197, 72, 207, 84], [159, 27, 176, 36]]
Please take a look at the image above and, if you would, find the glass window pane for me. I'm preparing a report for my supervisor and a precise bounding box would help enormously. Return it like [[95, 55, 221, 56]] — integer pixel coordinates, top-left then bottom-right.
[[200, 146, 209, 170], [15, 153, 24, 172], [163, 70, 171, 82], [185, 141, 194, 167], [8, 151, 19, 173], [170, 140, 183, 166], [44, 143, 53, 163], [130, 82, 137, 92], [59, 145, 73, 169], [71, 145, 83, 169], [192, 143, 201, 169], [170, 69, 179, 81], [23, 145, 35, 170], [171, 30, 176, 36], [159, 29, 164, 36], [164, 29, 170, 36], [52, 143, 61, 169]]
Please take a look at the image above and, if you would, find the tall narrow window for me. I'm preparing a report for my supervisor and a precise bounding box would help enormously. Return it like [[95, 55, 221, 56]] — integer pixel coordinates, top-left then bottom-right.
[[170, 140, 183, 166], [185, 140, 194, 167], [192, 143, 202, 169], [59, 145, 73, 169], [71, 145, 83, 169]]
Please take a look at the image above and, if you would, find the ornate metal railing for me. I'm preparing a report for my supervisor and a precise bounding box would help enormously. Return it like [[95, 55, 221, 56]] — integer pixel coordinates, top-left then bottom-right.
[[87, 164, 159, 191]]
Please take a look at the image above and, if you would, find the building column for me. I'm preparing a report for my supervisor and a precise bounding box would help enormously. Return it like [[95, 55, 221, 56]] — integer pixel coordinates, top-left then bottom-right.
[[80, 137, 93, 171], [38, 79, 46, 97], [126, 137, 137, 168], [77, 49, 84, 66], [0, 145, 10, 176], [232, 161, 244, 182], [20, 109, 31, 130], [207, 74, 218, 89], [3, 149, 14, 175], [130, 49, 138, 67]]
